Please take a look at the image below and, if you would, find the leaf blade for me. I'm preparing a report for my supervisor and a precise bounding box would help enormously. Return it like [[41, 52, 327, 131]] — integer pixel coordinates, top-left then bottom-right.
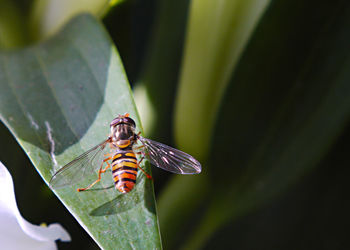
[[0, 14, 161, 249]]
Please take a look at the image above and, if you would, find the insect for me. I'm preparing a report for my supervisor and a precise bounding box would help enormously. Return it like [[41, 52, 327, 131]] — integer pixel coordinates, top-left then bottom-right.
[[49, 113, 201, 193]]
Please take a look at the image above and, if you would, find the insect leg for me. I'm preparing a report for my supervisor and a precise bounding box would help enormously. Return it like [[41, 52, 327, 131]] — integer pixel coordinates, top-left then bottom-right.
[[133, 145, 145, 151], [77, 156, 112, 192], [133, 133, 145, 150], [100, 160, 111, 173], [135, 153, 152, 180]]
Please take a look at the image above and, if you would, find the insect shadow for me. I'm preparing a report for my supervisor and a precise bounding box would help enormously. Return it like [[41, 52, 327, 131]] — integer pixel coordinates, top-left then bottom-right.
[[89, 187, 143, 216], [88, 173, 151, 216]]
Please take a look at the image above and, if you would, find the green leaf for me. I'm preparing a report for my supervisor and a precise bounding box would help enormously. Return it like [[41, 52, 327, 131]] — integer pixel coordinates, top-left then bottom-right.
[[134, 0, 190, 139], [29, 0, 121, 41], [0, 0, 29, 48], [175, 0, 271, 159], [0, 14, 161, 249], [183, 0, 350, 248], [158, 0, 270, 247]]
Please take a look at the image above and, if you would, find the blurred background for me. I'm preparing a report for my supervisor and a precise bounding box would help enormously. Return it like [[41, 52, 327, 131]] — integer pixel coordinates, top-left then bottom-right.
[[0, 0, 349, 249]]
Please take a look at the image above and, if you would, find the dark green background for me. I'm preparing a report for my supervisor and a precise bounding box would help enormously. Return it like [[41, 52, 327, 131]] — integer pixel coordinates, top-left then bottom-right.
[[1, 0, 349, 249]]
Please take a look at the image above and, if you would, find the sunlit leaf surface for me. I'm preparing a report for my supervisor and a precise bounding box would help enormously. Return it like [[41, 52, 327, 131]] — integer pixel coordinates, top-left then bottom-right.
[[0, 14, 161, 249]]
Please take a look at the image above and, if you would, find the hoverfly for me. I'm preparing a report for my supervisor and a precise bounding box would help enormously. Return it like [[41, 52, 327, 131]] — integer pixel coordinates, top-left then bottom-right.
[[49, 113, 201, 193]]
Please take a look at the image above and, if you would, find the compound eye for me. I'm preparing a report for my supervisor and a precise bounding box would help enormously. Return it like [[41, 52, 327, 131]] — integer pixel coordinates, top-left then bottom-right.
[[110, 118, 121, 127], [124, 117, 136, 127]]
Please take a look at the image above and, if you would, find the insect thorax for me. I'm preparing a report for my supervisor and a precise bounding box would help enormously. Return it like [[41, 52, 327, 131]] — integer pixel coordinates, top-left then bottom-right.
[[111, 123, 136, 149]]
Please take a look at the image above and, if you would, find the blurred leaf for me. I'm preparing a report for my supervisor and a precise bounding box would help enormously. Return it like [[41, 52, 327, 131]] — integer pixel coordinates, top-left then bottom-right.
[[158, 0, 270, 248], [135, 0, 190, 139], [0, 0, 29, 48], [0, 14, 161, 249], [175, 0, 270, 159], [203, 125, 350, 249], [29, 0, 121, 41], [184, 0, 350, 248]]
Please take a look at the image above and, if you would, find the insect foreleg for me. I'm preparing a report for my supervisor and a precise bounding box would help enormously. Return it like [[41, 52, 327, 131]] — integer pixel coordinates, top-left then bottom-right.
[[77, 156, 112, 192], [136, 154, 152, 180], [133, 145, 144, 150]]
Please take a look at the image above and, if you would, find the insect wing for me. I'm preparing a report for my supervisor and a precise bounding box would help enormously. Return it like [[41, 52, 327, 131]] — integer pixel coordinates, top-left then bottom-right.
[[49, 139, 110, 189], [138, 136, 201, 174]]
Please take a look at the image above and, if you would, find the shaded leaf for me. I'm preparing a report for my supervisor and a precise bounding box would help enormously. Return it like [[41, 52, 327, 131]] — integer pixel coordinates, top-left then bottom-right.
[[29, 0, 120, 41], [135, 0, 190, 139], [184, 0, 350, 248], [204, 126, 350, 249], [0, 0, 29, 48], [0, 14, 161, 249], [175, 0, 271, 159], [159, 0, 270, 247]]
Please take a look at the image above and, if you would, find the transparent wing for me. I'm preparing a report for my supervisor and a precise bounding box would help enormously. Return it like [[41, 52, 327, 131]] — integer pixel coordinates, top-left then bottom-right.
[[49, 139, 111, 189], [138, 136, 201, 174]]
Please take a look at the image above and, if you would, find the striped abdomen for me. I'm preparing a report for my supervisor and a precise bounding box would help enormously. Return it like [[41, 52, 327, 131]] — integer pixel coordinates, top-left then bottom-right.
[[112, 150, 138, 193]]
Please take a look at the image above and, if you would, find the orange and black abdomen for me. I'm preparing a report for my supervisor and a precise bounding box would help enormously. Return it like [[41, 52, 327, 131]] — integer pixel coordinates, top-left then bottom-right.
[[112, 150, 138, 193]]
